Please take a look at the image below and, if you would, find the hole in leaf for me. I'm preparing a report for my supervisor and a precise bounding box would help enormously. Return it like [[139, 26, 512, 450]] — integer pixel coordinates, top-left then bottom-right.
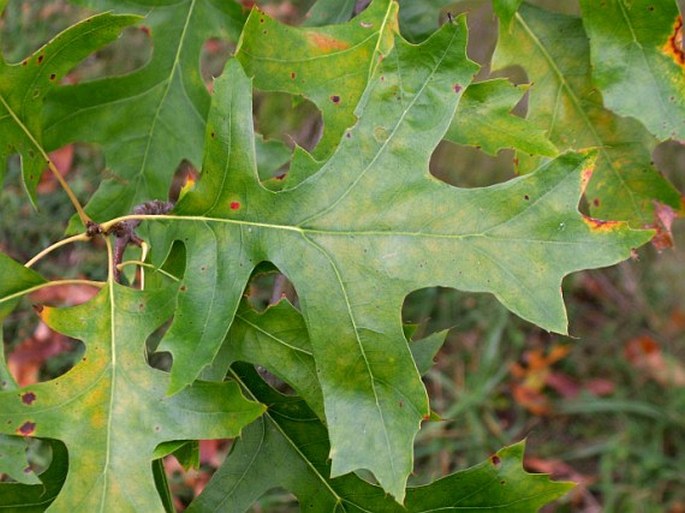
[[159, 439, 233, 509], [65, 25, 152, 84], [430, 141, 515, 188], [246, 263, 299, 312], [0, 2, 89, 63], [200, 37, 233, 87], [253, 90, 323, 155]]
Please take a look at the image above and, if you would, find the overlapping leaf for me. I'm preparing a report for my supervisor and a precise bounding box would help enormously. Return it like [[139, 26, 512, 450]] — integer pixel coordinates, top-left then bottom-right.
[[579, 0, 685, 142], [188, 365, 573, 513], [209, 298, 446, 421], [445, 79, 557, 156], [236, 0, 398, 161], [0, 275, 264, 512], [141, 15, 650, 500], [492, 3, 682, 226], [43, 0, 246, 224], [0, 441, 68, 511], [0, 3, 137, 205]]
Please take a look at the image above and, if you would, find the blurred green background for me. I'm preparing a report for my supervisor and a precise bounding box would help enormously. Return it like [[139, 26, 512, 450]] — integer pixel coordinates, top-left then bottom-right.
[[1, 1, 684, 512]]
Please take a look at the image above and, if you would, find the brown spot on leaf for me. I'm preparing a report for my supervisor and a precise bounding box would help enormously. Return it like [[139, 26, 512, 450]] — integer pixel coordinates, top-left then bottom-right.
[[17, 421, 36, 436], [210, 131, 216, 139], [141, 25, 151, 37], [49, 73, 56, 81], [275, 172, 287, 181], [307, 32, 350, 53], [524, 195, 530, 200], [490, 454, 502, 467], [453, 83, 462, 93], [37, 55, 44, 64], [290, 71, 296, 79], [662, 15, 685, 67], [21, 392, 36, 405], [21, 59, 28, 66], [593, 198, 600, 207], [330, 95, 340, 104], [23, 466, 32, 474]]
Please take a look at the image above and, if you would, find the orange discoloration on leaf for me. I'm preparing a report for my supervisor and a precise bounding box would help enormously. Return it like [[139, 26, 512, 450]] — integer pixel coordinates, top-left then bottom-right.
[[663, 15, 685, 67], [582, 216, 621, 232], [579, 166, 594, 193], [307, 32, 350, 53]]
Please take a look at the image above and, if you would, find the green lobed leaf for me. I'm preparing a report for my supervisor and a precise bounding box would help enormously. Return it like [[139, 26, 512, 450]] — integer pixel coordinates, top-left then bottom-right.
[[143, 16, 650, 500], [0, 8, 138, 206], [446, 79, 558, 156], [0, 284, 265, 512], [187, 364, 573, 513], [579, 0, 685, 142], [209, 298, 446, 420], [0, 441, 68, 512], [44, 0, 246, 225], [235, 0, 399, 161], [0, 435, 40, 485], [492, 3, 683, 227]]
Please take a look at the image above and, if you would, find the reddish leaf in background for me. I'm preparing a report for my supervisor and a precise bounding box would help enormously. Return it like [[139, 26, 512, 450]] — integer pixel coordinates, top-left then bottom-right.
[[37, 145, 74, 194], [510, 345, 570, 415], [7, 321, 73, 387], [8, 284, 99, 386], [525, 457, 598, 512], [624, 335, 685, 387]]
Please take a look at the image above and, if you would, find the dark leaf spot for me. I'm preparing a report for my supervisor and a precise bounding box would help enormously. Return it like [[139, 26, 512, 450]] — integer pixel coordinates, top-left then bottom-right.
[[290, 72, 296, 79], [453, 83, 462, 93], [21, 60, 28, 66], [141, 25, 151, 36], [490, 454, 502, 467], [500, 480, 506, 485], [32, 304, 44, 313], [180, 285, 187, 292], [524, 195, 530, 200], [593, 198, 600, 207], [210, 131, 216, 139], [49, 73, 56, 81], [21, 392, 36, 405], [230, 201, 241, 210], [17, 421, 36, 436], [330, 95, 341, 104], [37, 55, 44, 64], [23, 466, 32, 474], [275, 172, 287, 181]]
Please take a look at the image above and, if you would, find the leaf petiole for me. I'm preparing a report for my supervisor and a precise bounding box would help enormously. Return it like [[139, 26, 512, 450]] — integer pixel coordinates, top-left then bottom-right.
[[25, 233, 91, 268], [0, 279, 105, 306]]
